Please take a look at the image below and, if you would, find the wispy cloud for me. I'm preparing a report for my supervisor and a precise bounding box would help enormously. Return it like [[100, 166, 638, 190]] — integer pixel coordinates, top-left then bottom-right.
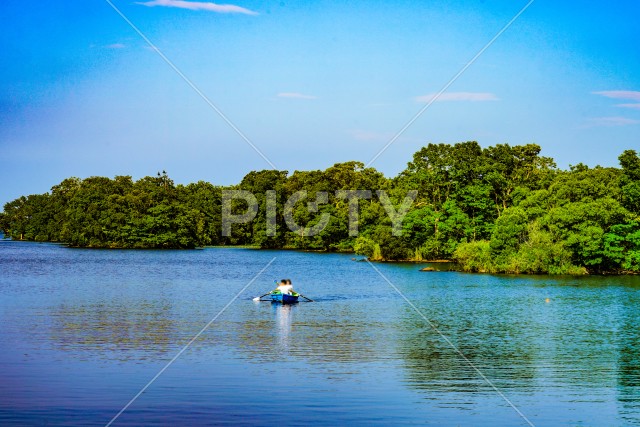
[[277, 92, 317, 100], [593, 91, 640, 110], [416, 92, 499, 102], [585, 116, 639, 127], [615, 103, 640, 109], [106, 43, 126, 49], [593, 90, 640, 101], [136, 0, 257, 15]]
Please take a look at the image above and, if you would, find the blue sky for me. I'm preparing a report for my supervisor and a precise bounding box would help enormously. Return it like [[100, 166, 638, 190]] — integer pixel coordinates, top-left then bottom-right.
[[1, 0, 639, 205]]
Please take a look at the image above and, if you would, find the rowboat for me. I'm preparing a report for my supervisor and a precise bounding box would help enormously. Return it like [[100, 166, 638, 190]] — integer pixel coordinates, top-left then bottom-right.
[[270, 291, 299, 304]]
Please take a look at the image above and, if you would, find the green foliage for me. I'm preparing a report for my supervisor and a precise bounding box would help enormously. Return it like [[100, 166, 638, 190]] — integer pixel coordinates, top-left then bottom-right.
[[453, 240, 493, 273], [456, 222, 585, 274], [1, 173, 210, 248], [368, 225, 412, 260], [603, 222, 640, 272], [506, 222, 585, 275], [619, 150, 640, 214], [1, 144, 639, 274], [490, 207, 529, 254], [354, 236, 379, 259]]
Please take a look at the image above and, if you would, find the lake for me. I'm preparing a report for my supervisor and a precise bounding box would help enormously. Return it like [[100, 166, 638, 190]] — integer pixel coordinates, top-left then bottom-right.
[[1, 241, 640, 426]]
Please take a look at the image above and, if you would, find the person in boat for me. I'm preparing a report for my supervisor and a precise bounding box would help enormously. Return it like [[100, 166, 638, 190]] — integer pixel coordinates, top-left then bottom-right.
[[276, 279, 294, 295], [286, 279, 297, 295]]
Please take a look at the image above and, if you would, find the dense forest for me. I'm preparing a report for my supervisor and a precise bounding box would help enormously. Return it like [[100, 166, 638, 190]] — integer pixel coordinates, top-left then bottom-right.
[[1, 142, 639, 274]]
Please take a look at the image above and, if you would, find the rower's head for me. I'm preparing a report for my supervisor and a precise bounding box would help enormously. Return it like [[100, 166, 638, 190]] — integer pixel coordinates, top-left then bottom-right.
[[286, 279, 292, 285], [280, 279, 287, 285]]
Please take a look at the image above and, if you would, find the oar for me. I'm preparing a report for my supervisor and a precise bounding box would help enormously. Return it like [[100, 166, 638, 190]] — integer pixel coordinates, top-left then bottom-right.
[[253, 280, 281, 301], [253, 292, 272, 301], [297, 293, 314, 302]]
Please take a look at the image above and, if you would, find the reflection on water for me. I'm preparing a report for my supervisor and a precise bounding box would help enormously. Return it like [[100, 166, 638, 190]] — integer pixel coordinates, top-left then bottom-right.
[[616, 296, 640, 425], [217, 303, 389, 366], [274, 303, 293, 352], [1, 242, 640, 426], [49, 302, 178, 361]]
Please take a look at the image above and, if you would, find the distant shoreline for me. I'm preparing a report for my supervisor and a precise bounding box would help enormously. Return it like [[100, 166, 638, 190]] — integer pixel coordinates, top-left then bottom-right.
[[2, 145, 639, 275], [4, 238, 639, 275]]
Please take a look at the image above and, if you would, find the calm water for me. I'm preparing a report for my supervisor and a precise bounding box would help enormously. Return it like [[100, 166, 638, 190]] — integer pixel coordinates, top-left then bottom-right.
[[1, 241, 640, 426]]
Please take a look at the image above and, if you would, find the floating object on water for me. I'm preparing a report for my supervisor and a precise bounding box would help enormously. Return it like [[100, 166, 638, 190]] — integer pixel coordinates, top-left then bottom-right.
[[545, 298, 551, 303]]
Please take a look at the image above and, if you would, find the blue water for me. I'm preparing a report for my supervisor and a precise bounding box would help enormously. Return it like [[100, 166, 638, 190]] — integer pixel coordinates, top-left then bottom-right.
[[1, 241, 640, 426]]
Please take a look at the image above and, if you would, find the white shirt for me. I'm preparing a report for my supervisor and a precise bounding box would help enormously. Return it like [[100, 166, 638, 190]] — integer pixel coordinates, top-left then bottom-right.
[[277, 284, 294, 294]]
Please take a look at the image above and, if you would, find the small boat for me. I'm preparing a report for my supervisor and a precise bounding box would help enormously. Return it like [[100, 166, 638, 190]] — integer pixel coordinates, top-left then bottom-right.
[[270, 291, 299, 304]]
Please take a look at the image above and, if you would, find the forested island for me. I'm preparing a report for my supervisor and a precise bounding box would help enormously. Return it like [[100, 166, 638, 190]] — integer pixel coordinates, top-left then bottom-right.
[[1, 142, 639, 274]]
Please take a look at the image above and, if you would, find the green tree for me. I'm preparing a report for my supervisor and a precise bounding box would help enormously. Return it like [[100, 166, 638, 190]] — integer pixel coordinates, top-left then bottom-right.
[[603, 222, 640, 272], [619, 150, 640, 214]]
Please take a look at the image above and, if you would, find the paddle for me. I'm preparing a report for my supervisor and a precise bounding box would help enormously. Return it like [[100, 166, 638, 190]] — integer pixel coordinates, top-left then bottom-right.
[[253, 280, 280, 301], [252, 292, 272, 302], [297, 293, 314, 302]]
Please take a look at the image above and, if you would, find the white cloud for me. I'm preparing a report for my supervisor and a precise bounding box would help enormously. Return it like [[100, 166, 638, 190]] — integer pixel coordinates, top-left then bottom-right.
[[277, 92, 317, 100], [416, 92, 499, 102], [106, 43, 126, 49], [592, 91, 640, 101], [136, 0, 257, 15], [586, 116, 639, 127], [615, 103, 640, 109]]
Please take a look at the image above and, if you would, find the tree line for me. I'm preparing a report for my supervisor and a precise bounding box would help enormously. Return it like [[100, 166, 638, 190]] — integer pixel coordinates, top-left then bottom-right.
[[1, 142, 639, 274]]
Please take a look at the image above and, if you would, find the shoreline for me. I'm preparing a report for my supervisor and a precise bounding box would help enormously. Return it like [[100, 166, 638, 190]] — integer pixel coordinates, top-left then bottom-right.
[[3, 238, 639, 275]]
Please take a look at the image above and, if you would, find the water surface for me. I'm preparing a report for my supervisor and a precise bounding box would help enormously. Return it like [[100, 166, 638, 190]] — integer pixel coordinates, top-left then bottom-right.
[[1, 241, 639, 425]]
